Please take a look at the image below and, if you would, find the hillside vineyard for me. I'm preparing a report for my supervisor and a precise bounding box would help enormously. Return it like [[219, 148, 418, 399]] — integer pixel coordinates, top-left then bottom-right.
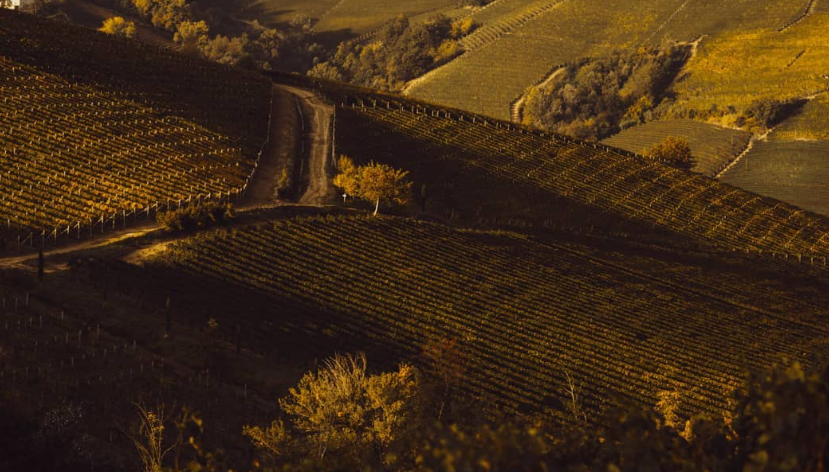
[[326, 89, 829, 257], [0, 10, 271, 242], [0, 58, 251, 240], [156, 216, 829, 419]]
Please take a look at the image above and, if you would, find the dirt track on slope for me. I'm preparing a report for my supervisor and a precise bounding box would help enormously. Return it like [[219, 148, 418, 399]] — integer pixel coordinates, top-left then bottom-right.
[[274, 84, 338, 206]]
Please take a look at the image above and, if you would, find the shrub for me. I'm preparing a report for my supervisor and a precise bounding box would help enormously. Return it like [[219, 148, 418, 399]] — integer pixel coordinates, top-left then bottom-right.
[[98, 17, 137, 38], [743, 98, 806, 128], [156, 202, 235, 232], [309, 15, 463, 91], [643, 136, 695, 171]]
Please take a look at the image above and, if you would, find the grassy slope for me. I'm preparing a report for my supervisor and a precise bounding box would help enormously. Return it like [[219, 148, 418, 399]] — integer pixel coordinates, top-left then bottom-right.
[[773, 94, 829, 141], [720, 139, 829, 217], [601, 120, 751, 176], [406, 0, 800, 120], [61, 0, 174, 48], [671, 12, 829, 126], [0, 10, 270, 154], [146, 215, 829, 419], [669, 11, 829, 217]]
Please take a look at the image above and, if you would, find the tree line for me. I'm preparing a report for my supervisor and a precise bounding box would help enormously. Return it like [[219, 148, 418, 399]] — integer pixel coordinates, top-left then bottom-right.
[[520, 45, 691, 141], [308, 15, 477, 91], [28, 0, 481, 90]]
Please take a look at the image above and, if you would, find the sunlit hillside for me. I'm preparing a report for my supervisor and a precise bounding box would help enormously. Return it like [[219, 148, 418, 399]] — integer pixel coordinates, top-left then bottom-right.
[[3, 5, 829, 472]]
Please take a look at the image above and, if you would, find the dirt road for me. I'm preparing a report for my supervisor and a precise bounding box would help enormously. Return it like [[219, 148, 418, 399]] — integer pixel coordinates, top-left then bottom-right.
[[274, 84, 338, 206]]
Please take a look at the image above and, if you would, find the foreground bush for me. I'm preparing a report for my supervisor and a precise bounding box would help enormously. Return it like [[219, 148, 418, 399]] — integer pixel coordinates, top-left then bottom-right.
[[239, 360, 829, 471]]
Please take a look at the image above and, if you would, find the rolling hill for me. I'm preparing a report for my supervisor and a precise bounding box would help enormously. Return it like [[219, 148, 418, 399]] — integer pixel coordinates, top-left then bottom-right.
[[3, 8, 829, 470], [0, 9, 271, 243], [405, 0, 803, 119], [123, 215, 829, 419]]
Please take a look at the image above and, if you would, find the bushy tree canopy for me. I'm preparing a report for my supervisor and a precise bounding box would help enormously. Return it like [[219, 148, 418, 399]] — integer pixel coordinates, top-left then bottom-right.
[[309, 15, 471, 91], [643, 136, 695, 171], [173, 20, 209, 55], [99, 17, 137, 38], [521, 45, 691, 140], [246, 353, 420, 468], [334, 156, 412, 215]]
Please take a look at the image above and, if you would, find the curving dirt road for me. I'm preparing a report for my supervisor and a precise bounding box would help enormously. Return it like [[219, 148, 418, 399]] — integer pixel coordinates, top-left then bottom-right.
[[274, 84, 338, 206], [0, 83, 338, 269]]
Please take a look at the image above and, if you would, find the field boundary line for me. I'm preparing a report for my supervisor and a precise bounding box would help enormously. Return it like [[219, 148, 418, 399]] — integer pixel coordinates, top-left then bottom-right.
[[459, 0, 566, 52], [714, 129, 770, 179], [313, 0, 348, 30], [778, 0, 818, 32], [645, 0, 694, 43], [510, 64, 565, 122]]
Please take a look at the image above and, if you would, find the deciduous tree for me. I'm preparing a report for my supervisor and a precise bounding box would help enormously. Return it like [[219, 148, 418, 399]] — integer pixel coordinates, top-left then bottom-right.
[[99, 17, 137, 39], [248, 353, 420, 467], [173, 20, 209, 56], [643, 136, 695, 171], [334, 156, 411, 215]]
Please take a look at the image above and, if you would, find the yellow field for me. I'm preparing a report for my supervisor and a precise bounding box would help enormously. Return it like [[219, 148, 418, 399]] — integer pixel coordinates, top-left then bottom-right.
[[671, 12, 829, 125], [406, 0, 801, 120], [772, 94, 829, 141]]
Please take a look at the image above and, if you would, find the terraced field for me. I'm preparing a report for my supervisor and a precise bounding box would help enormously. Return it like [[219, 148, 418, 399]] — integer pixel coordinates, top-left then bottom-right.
[[406, 0, 801, 120], [311, 0, 458, 34], [330, 93, 829, 255], [0, 11, 271, 244], [148, 216, 829, 419], [0, 58, 252, 241], [458, 0, 563, 52], [720, 140, 829, 217], [602, 120, 751, 176]]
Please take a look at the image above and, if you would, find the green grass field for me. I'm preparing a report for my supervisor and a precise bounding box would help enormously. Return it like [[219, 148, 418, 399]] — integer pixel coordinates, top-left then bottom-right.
[[144, 215, 829, 418], [406, 0, 801, 120], [602, 120, 751, 176], [720, 139, 829, 217]]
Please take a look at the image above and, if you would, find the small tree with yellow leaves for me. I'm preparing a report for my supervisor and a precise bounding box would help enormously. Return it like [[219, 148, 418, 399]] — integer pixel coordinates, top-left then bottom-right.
[[99, 17, 137, 39], [643, 136, 695, 171], [246, 353, 420, 467], [334, 156, 412, 215]]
